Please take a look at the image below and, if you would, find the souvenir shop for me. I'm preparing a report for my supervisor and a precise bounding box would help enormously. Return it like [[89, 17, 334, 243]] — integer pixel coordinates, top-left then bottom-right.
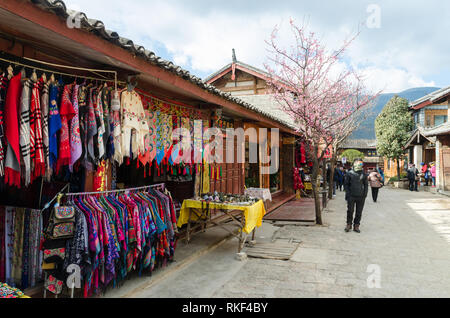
[[0, 51, 212, 298], [0, 0, 301, 298]]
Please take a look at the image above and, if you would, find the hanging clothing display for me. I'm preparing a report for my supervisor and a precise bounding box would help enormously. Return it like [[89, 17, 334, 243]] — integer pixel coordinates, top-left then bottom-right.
[[120, 90, 149, 161], [42, 185, 177, 298]]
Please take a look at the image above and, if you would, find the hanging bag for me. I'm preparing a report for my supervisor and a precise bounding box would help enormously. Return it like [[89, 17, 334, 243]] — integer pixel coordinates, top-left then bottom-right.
[[45, 195, 76, 239]]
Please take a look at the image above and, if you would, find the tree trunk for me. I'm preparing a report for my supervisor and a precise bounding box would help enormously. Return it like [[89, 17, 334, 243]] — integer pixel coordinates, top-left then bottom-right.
[[322, 160, 327, 208], [396, 158, 401, 180], [328, 154, 337, 200], [311, 148, 323, 225]]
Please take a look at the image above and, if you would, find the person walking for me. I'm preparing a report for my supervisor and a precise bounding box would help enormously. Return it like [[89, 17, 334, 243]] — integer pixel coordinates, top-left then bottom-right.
[[422, 163, 430, 186], [338, 166, 345, 191], [344, 159, 368, 233], [333, 165, 339, 196], [368, 168, 383, 203], [407, 164, 419, 192], [430, 162, 437, 187]]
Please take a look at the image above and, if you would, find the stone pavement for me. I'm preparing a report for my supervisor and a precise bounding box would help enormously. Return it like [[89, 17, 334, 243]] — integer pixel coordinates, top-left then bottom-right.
[[121, 187, 450, 298], [214, 187, 450, 298]]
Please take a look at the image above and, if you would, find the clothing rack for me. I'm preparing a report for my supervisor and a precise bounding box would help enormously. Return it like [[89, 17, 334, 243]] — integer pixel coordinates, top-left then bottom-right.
[[0, 55, 126, 90], [63, 183, 166, 197]]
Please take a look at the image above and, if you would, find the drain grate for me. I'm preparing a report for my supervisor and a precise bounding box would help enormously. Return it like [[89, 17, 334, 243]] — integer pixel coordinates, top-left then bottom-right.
[[244, 240, 301, 260]]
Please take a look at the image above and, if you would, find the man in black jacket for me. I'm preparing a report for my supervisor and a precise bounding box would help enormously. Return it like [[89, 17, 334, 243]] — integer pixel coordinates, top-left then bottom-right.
[[344, 159, 368, 233]]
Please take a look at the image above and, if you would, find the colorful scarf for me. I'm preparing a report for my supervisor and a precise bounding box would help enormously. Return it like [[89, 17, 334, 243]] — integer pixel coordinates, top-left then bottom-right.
[[95, 88, 106, 160], [48, 83, 62, 170], [70, 84, 82, 171], [87, 87, 98, 168], [4, 73, 22, 188], [30, 81, 45, 182], [56, 84, 76, 173]]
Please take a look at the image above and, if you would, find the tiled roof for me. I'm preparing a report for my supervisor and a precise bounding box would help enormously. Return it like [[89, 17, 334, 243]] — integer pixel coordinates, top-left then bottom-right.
[[236, 94, 297, 129], [340, 139, 377, 149], [204, 60, 271, 83], [28, 0, 295, 131], [410, 85, 450, 107], [423, 122, 450, 137]]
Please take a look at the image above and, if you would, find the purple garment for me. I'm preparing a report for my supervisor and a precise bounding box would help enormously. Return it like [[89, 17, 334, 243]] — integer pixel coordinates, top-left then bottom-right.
[[69, 85, 82, 171]]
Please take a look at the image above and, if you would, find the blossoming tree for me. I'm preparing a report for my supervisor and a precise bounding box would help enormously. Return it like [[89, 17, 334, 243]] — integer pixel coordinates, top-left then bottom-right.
[[265, 20, 378, 224]]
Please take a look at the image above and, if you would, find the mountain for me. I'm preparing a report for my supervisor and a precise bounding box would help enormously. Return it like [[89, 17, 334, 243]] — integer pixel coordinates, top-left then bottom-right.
[[349, 87, 441, 140]]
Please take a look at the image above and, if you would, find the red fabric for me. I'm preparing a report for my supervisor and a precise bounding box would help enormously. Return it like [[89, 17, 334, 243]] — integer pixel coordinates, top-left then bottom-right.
[[4, 73, 22, 187], [30, 81, 46, 181], [56, 85, 76, 173], [293, 168, 305, 190]]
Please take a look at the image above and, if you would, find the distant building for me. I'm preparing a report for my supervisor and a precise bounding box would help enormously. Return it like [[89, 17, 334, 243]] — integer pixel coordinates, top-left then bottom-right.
[[338, 139, 383, 172], [408, 86, 450, 190]]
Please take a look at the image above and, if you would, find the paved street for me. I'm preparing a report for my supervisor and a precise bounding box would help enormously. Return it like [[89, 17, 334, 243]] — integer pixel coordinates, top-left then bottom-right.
[[124, 187, 450, 298]]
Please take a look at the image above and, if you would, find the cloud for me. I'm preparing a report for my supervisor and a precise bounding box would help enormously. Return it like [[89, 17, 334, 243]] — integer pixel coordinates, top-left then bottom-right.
[[359, 67, 436, 93], [63, 0, 449, 92]]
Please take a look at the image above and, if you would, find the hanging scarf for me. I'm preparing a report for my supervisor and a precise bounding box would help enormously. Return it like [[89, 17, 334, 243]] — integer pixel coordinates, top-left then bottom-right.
[[19, 79, 31, 186], [69, 84, 82, 171], [87, 86, 98, 168], [95, 88, 106, 160], [56, 84, 76, 173], [30, 81, 45, 182], [111, 91, 123, 165], [4, 73, 23, 187], [48, 83, 62, 171], [168, 115, 180, 165], [40, 80, 51, 181], [0, 73, 9, 177]]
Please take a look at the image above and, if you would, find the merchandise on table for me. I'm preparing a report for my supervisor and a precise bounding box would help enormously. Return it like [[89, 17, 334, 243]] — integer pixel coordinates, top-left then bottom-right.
[[198, 191, 259, 206], [0, 282, 25, 298]]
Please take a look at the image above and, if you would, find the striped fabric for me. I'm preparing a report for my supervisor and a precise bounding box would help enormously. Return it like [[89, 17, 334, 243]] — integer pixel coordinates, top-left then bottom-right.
[[19, 80, 32, 186], [30, 81, 45, 181], [39, 80, 51, 181]]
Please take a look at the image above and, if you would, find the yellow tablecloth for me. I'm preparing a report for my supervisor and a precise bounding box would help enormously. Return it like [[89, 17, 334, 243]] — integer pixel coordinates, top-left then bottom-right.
[[177, 199, 266, 234]]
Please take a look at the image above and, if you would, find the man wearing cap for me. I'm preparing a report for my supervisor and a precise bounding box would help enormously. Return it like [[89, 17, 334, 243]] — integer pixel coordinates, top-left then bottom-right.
[[343, 159, 368, 233]]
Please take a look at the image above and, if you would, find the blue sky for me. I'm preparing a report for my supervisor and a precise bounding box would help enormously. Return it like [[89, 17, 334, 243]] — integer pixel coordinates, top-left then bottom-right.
[[63, 0, 449, 93]]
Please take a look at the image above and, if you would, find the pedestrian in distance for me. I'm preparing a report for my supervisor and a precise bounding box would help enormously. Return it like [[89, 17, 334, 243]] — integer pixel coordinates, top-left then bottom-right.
[[430, 162, 437, 187], [344, 159, 368, 233], [338, 166, 345, 191], [407, 164, 419, 192], [368, 168, 383, 203]]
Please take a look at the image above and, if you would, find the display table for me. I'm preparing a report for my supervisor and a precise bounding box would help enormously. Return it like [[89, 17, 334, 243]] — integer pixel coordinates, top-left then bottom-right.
[[244, 188, 273, 202], [177, 199, 266, 253]]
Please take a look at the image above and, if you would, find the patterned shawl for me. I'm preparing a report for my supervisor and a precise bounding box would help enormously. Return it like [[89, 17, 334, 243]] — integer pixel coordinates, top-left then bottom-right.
[[69, 84, 82, 171]]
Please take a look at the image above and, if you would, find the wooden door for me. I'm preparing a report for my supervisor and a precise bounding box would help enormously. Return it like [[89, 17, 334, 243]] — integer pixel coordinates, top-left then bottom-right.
[[442, 148, 450, 191]]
